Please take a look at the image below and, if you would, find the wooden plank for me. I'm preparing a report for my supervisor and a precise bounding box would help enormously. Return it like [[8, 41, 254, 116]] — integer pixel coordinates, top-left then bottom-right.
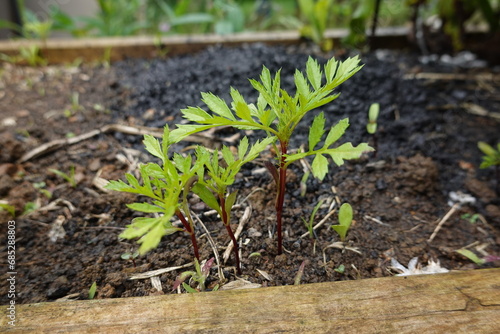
[[0, 27, 410, 64], [1, 268, 499, 333]]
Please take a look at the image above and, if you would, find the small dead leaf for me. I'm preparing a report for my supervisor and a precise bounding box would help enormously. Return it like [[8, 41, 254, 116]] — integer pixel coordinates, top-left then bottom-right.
[[48, 215, 66, 242], [256, 269, 272, 281], [219, 279, 261, 291], [150, 276, 163, 292]]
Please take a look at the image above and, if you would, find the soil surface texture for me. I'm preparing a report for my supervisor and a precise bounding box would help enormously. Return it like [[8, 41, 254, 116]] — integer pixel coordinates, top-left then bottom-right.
[[1, 43, 499, 304]]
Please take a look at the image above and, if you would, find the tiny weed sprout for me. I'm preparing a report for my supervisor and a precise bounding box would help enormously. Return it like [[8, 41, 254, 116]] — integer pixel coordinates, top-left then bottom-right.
[[331, 203, 353, 242], [171, 55, 372, 254], [334, 264, 345, 274], [105, 126, 205, 260], [0, 203, 16, 217], [173, 258, 216, 292], [22, 201, 39, 216], [88, 281, 97, 300], [455, 249, 486, 266], [49, 166, 77, 188], [366, 102, 379, 135], [461, 213, 481, 224], [478, 141, 500, 194], [366, 102, 379, 156], [121, 251, 139, 267], [302, 199, 325, 240], [478, 141, 500, 168], [193, 137, 274, 274]]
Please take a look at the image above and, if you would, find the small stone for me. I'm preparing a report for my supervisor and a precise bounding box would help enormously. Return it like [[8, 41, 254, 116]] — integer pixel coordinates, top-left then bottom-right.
[[376, 179, 387, 190], [248, 227, 262, 238], [88, 159, 101, 172], [143, 108, 156, 120]]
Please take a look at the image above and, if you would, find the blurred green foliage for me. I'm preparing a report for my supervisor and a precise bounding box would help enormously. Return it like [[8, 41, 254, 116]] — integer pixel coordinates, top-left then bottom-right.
[[1, 0, 498, 51]]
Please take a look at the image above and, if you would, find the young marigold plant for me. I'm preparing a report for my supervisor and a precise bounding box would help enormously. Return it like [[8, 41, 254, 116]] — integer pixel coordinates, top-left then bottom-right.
[[105, 126, 207, 259], [170, 55, 373, 254], [193, 136, 275, 274]]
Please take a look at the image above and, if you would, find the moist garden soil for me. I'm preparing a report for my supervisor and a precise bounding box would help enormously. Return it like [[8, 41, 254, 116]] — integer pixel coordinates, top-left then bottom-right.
[[1, 43, 499, 304]]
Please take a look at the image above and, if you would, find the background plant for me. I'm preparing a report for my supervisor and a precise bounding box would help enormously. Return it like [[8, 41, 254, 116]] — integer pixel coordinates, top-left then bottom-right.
[[296, 0, 334, 51], [171, 55, 372, 254]]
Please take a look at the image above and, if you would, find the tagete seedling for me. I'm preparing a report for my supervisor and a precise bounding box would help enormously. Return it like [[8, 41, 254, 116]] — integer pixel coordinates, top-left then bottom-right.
[[105, 126, 206, 259], [193, 137, 274, 274], [170, 55, 373, 254], [106, 55, 372, 283]]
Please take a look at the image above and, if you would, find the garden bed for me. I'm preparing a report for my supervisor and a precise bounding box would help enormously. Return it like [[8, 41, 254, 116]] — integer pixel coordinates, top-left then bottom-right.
[[0, 41, 499, 307]]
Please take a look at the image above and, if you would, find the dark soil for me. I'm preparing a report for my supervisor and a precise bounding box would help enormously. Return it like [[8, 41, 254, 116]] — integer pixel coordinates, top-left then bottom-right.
[[1, 44, 499, 304]]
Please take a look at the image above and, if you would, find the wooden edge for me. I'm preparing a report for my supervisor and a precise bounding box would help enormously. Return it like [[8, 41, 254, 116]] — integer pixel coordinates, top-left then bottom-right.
[[1, 268, 499, 333], [0, 27, 411, 64]]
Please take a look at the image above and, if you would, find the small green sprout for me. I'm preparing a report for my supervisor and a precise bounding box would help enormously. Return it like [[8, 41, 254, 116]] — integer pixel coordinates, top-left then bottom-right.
[[478, 141, 500, 168], [331, 203, 353, 242], [478, 141, 500, 195], [367, 102, 379, 156], [366, 102, 379, 135], [334, 264, 345, 274], [461, 213, 481, 224], [65, 92, 84, 117], [22, 201, 39, 216], [248, 252, 262, 259], [121, 251, 139, 267], [0, 203, 16, 217], [49, 166, 77, 188], [33, 181, 52, 199], [88, 281, 97, 299], [456, 249, 486, 266], [173, 258, 215, 293]]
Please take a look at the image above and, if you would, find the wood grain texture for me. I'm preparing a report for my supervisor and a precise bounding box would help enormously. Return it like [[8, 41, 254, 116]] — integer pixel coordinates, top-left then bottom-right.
[[1, 268, 499, 333]]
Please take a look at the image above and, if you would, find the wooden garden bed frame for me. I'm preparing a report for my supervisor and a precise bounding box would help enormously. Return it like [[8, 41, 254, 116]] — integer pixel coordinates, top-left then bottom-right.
[[1, 268, 499, 333], [0, 27, 409, 64]]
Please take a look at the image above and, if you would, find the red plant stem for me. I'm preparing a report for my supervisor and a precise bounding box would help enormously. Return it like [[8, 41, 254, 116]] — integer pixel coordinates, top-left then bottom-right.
[[275, 141, 288, 255], [175, 209, 200, 261], [219, 195, 242, 275]]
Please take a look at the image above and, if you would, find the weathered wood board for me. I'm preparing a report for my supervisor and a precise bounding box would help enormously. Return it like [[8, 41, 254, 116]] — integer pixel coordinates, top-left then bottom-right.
[[1, 268, 499, 333], [0, 27, 409, 64]]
